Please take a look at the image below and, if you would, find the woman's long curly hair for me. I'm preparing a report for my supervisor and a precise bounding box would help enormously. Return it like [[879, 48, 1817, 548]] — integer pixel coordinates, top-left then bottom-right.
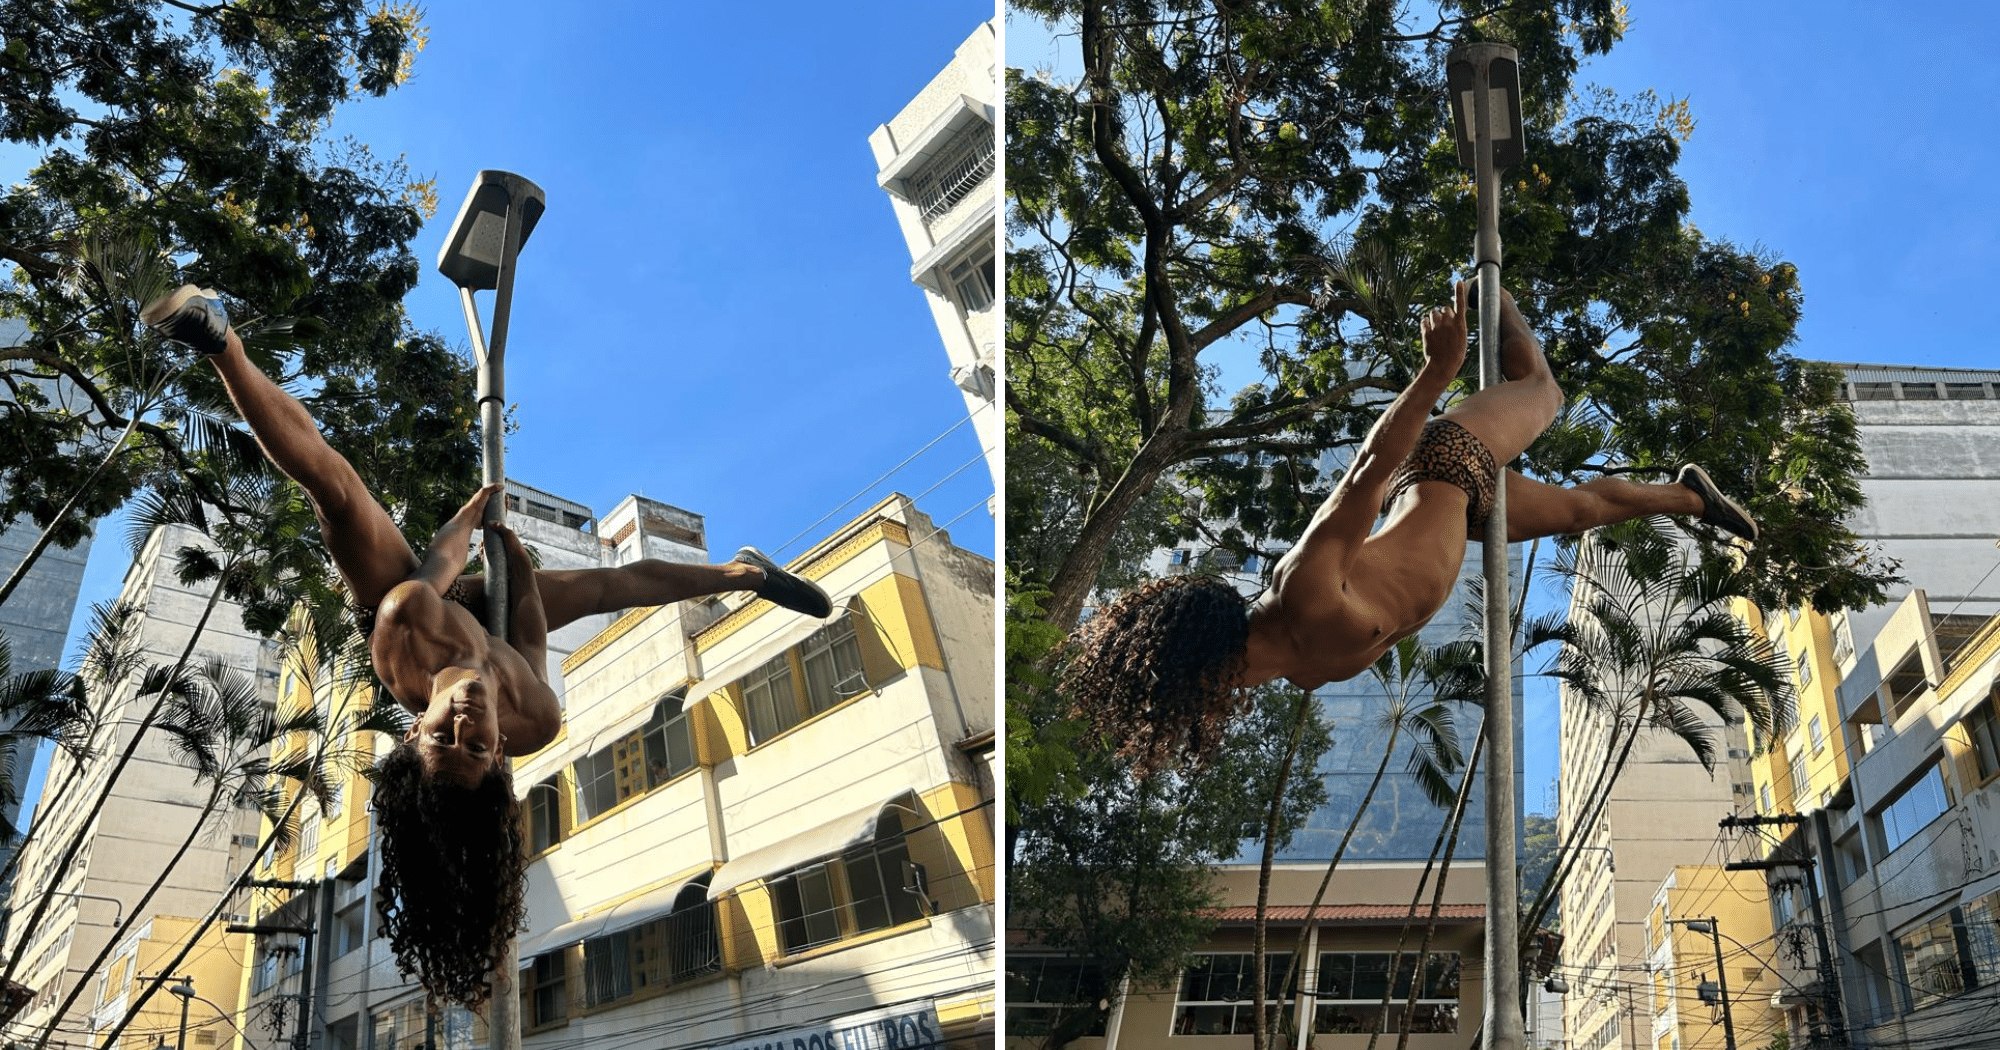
[[1061, 574, 1253, 771], [371, 740, 527, 1009]]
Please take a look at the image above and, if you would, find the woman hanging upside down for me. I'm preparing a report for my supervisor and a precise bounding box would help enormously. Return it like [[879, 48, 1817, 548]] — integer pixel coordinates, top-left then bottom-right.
[[1064, 281, 1759, 771], [143, 285, 833, 1008]]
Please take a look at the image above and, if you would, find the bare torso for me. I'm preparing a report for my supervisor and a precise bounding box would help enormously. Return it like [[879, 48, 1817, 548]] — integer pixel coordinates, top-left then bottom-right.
[[369, 579, 560, 755], [1245, 480, 1473, 689]]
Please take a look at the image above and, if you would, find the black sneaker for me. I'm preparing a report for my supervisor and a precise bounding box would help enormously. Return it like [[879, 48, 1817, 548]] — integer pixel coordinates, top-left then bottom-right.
[[140, 284, 230, 355], [733, 547, 833, 618], [1677, 464, 1759, 543]]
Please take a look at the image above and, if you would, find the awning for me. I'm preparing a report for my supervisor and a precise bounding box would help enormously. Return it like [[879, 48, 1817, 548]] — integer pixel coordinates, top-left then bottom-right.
[[707, 789, 920, 901], [532, 698, 660, 774], [689, 612, 834, 695], [519, 873, 710, 959]]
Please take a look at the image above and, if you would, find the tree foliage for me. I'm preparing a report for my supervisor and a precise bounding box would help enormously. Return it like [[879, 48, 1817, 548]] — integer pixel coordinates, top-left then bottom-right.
[[1009, 680, 1330, 1046], [1005, 0, 1898, 629], [0, 0, 479, 612]]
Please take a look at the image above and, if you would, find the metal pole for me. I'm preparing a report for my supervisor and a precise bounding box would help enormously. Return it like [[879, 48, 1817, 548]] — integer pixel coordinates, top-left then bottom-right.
[[1704, 920, 1739, 1050], [1470, 48, 1524, 1050], [175, 980, 191, 1050]]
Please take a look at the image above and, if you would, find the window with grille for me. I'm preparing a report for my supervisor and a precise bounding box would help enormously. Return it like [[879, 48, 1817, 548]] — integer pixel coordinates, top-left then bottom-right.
[[770, 817, 924, 956], [1310, 952, 1460, 1034], [668, 879, 722, 982], [906, 124, 994, 224], [1898, 910, 1965, 1009], [1173, 952, 1294, 1035]]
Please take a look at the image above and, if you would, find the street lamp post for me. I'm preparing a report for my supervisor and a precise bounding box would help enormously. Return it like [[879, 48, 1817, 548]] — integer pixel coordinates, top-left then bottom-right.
[[167, 977, 195, 1050], [1668, 917, 1740, 1050], [437, 169, 545, 1050], [1445, 40, 1526, 1050]]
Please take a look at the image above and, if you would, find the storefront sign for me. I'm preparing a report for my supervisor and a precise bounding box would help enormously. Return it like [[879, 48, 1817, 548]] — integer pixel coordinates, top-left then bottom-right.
[[711, 1002, 943, 1050]]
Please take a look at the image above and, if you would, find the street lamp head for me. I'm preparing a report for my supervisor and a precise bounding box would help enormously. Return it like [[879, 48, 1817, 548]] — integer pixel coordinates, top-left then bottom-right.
[[167, 982, 195, 1000], [1683, 920, 1716, 935], [1544, 976, 1570, 994], [437, 170, 546, 291], [1444, 42, 1525, 171]]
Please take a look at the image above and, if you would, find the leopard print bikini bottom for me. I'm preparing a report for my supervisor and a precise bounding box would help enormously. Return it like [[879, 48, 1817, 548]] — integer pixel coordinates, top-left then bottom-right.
[[1382, 418, 1499, 529]]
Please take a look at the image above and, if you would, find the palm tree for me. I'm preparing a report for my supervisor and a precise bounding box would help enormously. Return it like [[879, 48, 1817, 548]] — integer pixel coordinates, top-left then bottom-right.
[[1251, 636, 1475, 1050], [1516, 520, 1791, 950]]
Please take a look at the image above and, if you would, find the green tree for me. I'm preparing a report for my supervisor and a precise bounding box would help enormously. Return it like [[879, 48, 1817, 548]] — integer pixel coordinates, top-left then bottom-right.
[[1006, 0, 1896, 630], [1009, 682, 1330, 1048], [1517, 520, 1793, 945], [0, 0, 477, 614]]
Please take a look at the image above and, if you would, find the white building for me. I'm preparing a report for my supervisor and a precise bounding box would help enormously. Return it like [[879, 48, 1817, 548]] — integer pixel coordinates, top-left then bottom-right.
[[241, 493, 995, 1050], [870, 21, 1000, 497]]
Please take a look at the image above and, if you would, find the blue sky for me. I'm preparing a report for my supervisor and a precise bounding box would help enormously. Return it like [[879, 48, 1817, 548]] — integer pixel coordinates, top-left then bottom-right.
[[1011, 3, 2000, 810], [23, 2, 995, 821]]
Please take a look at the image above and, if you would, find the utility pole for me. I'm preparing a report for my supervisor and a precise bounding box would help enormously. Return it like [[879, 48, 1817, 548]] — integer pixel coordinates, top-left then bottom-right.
[[1721, 813, 1846, 1047]]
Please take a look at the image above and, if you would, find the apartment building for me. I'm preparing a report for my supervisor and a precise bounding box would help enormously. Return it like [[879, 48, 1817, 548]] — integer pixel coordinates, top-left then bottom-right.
[[870, 21, 1000, 495], [2, 520, 274, 1050], [239, 494, 995, 1050], [1641, 867, 1781, 1050], [1008, 864, 1487, 1049], [1557, 363, 2000, 1050]]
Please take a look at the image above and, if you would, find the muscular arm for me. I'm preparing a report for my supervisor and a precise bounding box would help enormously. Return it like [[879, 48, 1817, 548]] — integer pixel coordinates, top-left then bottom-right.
[[1307, 282, 1470, 549], [414, 484, 501, 594]]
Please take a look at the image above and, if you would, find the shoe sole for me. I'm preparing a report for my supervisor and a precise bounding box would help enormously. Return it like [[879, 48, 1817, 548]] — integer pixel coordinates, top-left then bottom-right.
[[1680, 465, 1759, 543]]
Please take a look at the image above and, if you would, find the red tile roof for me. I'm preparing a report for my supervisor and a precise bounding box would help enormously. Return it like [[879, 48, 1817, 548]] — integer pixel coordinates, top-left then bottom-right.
[[1209, 904, 1486, 923]]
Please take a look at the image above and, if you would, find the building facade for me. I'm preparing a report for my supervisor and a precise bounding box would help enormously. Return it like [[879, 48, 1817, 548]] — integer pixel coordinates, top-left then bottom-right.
[[870, 21, 1000, 496], [1641, 867, 1781, 1050], [1562, 363, 2000, 1050], [1009, 864, 1488, 1049], [238, 494, 995, 1050]]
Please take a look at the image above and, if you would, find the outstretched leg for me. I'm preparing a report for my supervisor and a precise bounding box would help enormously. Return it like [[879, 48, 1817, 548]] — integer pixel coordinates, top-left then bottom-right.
[[448, 552, 831, 634], [1498, 471, 1702, 543], [146, 287, 419, 607]]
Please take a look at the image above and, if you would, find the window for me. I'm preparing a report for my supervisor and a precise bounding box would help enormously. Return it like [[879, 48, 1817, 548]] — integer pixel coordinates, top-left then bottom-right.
[[1831, 608, 1855, 666], [641, 692, 696, 787], [527, 777, 563, 853], [1899, 910, 1966, 1009], [581, 928, 639, 1008], [1809, 715, 1825, 754], [1173, 952, 1294, 1035], [743, 616, 872, 745], [1790, 753, 1810, 799], [1759, 784, 1774, 814], [742, 653, 800, 743], [1788, 606, 1803, 625], [1884, 653, 1929, 720], [667, 879, 722, 983], [370, 1001, 483, 1050], [334, 901, 364, 957], [799, 618, 868, 717], [945, 239, 994, 312], [521, 952, 567, 1029], [1881, 764, 1950, 853], [1902, 382, 1940, 400], [1965, 695, 2000, 781], [906, 122, 994, 224], [1797, 650, 1813, 689], [1311, 952, 1460, 1034], [1947, 383, 1991, 400], [1007, 957, 1108, 1038], [769, 813, 924, 956], [571, 747, 622, 824]]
